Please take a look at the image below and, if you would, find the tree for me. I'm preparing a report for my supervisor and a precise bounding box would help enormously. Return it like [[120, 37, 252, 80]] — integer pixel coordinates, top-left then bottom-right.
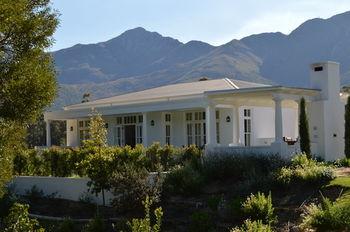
[[345, 96, 350, 158], [82, 111, 110, 205], [4, 203, 45, 232], [299, 97, 311, 157], [0, 0, 58, 197]]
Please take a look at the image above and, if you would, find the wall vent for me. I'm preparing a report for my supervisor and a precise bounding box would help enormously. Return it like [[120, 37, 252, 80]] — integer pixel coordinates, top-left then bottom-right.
[[314, 66, 323, 72]]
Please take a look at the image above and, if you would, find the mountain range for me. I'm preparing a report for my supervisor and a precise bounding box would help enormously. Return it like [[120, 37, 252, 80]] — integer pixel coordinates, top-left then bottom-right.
[[53, 11, 350, 108]]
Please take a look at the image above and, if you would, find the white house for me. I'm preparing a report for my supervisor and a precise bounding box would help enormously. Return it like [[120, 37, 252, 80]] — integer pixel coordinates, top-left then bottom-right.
[[45, 61, 346, 161]]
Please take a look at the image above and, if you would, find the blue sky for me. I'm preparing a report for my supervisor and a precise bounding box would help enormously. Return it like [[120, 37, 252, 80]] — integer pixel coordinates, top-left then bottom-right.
[[51, 0, 350, 51]]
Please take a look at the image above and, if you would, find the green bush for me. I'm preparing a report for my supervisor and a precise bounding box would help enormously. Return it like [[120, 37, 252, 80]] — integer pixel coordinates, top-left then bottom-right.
[[57, 218, 76, 232], [300, 196, 350, 231], [83, 215, 106, 232], [128, 196, 163, 232], [276, 154, 334, 186], [202, 154, 285, 183], [230, 219, 273, 232], [207, 195, 222, 211], [241, 192, 277, 225], [110, 162, 163, 211], [3, 203, 45, 232], [164, 163, 204, 196], [334, 157, 350, 167], [189, 211, 214, 232]]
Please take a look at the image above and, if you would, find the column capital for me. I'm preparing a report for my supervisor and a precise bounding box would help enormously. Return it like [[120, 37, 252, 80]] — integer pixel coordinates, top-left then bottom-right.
[[272, 94, 284, 102]]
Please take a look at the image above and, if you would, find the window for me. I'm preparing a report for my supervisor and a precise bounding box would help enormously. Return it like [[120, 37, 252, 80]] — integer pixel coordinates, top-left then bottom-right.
[[114, 126, 124, 146], [165, 114, 171, 122], [216, 110, 220, 144], [165, 125, 171, 145], [243, 109, 251, 147], [186, 124, 193, 145], [138, 115, 143, 123], [124, 115, 137, 124], [78, 120, 90, 143], [165, 113, 171, 144], [186, 111, 206, 147], [136, 125, 143, 144], [116, 117, 122, 125]]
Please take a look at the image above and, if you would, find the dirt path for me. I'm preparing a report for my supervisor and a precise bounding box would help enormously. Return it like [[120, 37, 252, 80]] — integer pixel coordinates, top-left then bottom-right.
[[335, 167, 350, 177]]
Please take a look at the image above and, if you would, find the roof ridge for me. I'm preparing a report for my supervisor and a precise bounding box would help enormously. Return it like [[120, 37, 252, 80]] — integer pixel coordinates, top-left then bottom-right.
[[224, 78, 239, 89]]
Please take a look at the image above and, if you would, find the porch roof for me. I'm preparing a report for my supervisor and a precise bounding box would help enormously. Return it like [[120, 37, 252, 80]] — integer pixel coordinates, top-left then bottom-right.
[[44, 80, 320, 121]]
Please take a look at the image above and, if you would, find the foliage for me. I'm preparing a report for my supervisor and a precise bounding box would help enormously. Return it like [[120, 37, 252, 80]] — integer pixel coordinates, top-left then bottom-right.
[[83, 215, 106, 232], [57, 218, 76, 232], [299, 97, 311, 156], [82, 149, 113, 206], [335, 157, 350, 167], [189, 211, 214, 232], [346, 96, 350, 158], [82, 111, 107, 148], [0, 120, 25, 198], [241, 192, 277, 225], [276, 154, 335, 186], [164, 163, 204, 196], [128, 196, 163, 232], [202, 154, 285, 184], [207, 195, 222, 211], [300, 195, 350, 231], [0, 0, 58, 198], [3, 203, 45, 232], [230, 219, 273, 232], [26, 115, 66, 147], [110, 162, 163, 211]]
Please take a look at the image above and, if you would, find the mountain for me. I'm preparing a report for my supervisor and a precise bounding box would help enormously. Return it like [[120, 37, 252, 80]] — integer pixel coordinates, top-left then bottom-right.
[[53, 11, 350, 108]]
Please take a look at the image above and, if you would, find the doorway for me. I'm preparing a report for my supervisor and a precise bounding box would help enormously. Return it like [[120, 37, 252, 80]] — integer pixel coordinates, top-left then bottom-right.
[[124, 125, 136, 147]]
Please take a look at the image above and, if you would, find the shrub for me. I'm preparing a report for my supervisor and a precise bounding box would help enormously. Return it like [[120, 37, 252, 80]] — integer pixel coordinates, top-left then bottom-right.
[[164, 163, 204, 196], [334, 157, 350, 167], [57, 218, 76, 232], [202, 154, 285, 183], [241, 192, 277, 225], [110, 162, 163, 211], [299, 97, 311, 156], [3, 203, 45, 232], [13, 150, 29, 176], [189, 211, 214, 232], [300, 196, 350, 231], [230, 219, 273, 232], [276, 154, 335, 186], [128, 196, 163, 232], [83, 215, 106, 232], [207, 195, 222, 211]]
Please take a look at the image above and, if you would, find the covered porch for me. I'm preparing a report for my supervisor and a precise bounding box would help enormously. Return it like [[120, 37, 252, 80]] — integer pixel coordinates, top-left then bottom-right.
[[44, 86, 319, 157]]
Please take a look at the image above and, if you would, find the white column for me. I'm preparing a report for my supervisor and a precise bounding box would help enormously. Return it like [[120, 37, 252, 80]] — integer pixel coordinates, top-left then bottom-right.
[[273, 96, 283, 143], [142, 112, 148, 147], [231, 106, 240, 145], [46, 120, 51, 147], [205, 104, 217, 146]]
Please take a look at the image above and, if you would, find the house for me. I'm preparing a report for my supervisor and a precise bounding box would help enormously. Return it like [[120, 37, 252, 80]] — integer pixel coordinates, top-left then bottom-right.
[[45, 61, 346, 161]]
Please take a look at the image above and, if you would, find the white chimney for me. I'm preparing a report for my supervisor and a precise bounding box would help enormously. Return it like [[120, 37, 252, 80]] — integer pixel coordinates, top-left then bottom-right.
[[310, 61, 340, 100], [308, 61, 344, 161]]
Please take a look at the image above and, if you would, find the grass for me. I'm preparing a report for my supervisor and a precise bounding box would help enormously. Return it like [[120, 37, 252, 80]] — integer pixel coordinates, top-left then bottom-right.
[[327, 176, 350, 188]]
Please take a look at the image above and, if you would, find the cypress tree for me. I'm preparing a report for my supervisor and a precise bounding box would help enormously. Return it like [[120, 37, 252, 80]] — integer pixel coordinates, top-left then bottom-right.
[[299, 97, 311, 157], [345, 96, 350, 158]]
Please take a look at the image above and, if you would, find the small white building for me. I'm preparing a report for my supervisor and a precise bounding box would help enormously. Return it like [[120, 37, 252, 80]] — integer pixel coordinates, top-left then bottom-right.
[[45, 61, 346, 161]]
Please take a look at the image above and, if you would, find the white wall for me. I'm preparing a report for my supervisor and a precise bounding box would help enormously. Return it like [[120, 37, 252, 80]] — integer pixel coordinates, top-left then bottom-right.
[[218, 108, 234, 146], [238, 106, 298, 146], [147, 112, 162, 146], [11, 176, 114, 206], [66, 120, 78, 147]]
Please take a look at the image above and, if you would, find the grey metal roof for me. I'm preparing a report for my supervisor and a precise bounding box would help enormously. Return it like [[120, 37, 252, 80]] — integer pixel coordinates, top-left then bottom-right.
[[65, 78, 269, 110]]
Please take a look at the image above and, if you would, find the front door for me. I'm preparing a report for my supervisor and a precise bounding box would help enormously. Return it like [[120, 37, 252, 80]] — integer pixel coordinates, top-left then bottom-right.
[[124, 125, 136, 147]]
